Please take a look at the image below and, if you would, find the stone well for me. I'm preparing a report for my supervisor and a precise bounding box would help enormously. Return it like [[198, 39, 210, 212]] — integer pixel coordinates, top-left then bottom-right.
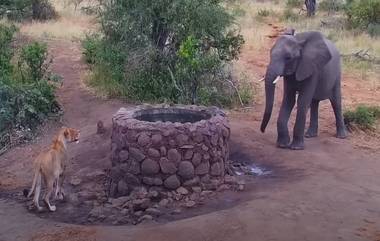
[[109, 105, 230, 197]]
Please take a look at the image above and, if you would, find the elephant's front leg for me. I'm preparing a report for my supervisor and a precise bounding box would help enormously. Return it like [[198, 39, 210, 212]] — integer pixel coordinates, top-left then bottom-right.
[[291, 91, 314, 150], [305, 99, 319, 138], [277, 84, 296, 148]]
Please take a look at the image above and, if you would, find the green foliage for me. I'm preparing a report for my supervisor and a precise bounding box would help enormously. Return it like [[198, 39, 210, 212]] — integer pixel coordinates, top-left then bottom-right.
[[319, 0, 345, 12], [0, 0, 57, 21], [19, 42, 50, 82], [0, 0, 32, 20], [282, 8, 300, 22], [82, 34, 102, 64], [367, 23, 380, 37], [175, 35, 223, 104], [286, 0, 303, 8], [31, 0, 57, 21], [84, 0, 247, 107], [0, 24, 17, 78], [344, 105, 380, 130], [345, 0, 380, 29], [0, 24, 59, 152], [257, 9, 271, 17]]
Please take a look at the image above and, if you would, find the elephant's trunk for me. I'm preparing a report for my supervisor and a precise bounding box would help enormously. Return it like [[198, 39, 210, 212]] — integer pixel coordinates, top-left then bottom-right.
[[260, 70, 278, 133]]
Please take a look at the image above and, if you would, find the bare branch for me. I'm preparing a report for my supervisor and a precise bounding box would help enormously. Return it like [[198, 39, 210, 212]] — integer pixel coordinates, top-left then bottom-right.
[[341, 49, 380, 64], [225, 79, 244, 107]]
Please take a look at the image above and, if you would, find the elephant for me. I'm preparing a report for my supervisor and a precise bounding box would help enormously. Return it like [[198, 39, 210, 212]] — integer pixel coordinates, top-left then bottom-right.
[[260, 30, 347, 150]]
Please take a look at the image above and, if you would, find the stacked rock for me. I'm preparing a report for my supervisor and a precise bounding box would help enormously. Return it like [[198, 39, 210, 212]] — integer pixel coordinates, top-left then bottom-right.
[[109, 105, 230, 197]]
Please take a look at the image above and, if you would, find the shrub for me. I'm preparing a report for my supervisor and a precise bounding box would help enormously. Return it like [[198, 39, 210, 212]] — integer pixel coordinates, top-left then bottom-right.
[[19, 42, 50, 82], [84, 0, 247, 107], [319, 0, 345, 13], [0, 0, 32, 20], [282, 8, 300, 22], [0, 24, 59, 152], [257, 9, 271, 17], [0, 0, 57, 21], [286, 0, 303, 8], [344, 105, 380, 130], [345, 0, 380, 29], [31, 0, 57, 21], [0, 24, 17, 78], [82, 33, 103, 65], [367, 23, 380, 37]]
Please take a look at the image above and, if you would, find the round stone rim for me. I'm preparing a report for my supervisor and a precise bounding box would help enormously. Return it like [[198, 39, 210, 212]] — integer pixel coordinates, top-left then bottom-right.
[[109, 104, 230, 196], [113, 104, 227, 130]]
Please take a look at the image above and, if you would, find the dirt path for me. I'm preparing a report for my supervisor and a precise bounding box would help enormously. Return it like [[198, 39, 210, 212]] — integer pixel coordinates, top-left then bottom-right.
[[1, 24, 380, 241]]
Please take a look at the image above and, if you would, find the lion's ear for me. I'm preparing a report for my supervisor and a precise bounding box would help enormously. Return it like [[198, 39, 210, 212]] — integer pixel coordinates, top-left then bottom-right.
[[63, 129, 69, 138]]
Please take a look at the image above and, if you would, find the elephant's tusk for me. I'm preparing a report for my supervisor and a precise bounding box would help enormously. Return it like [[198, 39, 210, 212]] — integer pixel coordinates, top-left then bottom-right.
[[273, 76, 281, 84]]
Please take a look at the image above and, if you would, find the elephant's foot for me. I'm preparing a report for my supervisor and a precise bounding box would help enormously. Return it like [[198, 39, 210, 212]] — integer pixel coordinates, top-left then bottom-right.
[[276, 136, 290, 148], [305, 128, 318, 138], [290, 137, 304, 150], [277, 142, 290, 148], [336, 129, 347, 139]]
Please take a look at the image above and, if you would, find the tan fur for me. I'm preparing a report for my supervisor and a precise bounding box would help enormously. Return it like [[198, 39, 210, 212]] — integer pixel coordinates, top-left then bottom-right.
[[26, 127, 80, 212]]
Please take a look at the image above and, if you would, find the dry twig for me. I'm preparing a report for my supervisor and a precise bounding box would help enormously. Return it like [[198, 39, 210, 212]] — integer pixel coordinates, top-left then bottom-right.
[[341, 49, 380, 64]]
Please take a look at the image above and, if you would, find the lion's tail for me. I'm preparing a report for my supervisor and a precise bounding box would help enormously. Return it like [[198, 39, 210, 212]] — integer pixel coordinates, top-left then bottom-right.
[[23, 170, 40, 198]]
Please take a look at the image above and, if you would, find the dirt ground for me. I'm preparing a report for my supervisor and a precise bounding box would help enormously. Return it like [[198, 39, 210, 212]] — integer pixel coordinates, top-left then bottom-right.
[[1, 23, 380, 241]]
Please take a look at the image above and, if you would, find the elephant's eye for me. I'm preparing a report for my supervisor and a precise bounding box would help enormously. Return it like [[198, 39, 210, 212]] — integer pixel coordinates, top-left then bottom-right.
[[285, 55, 292, 61]]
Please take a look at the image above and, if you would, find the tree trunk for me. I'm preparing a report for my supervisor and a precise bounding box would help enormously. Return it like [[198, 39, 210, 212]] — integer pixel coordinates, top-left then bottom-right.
[[305, 0, 316, 17]]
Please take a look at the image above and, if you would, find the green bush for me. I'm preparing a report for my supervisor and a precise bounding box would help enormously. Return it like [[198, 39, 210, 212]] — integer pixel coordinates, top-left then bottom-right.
[[367, 23, 380, 37], [19, 42, 50, 82], [319, 0, 345, 12], [344, 105, 380, 130], [282, 8, 300, 22], [286, 0, 303, 8], [0, 24, 16, 78], [0, 24, 59, 152], [31, 0, 57, 20], [82, 34, 102, 64], [0, 0, 57, 21], [345, 0, 380, 29], [257, 9, 271, 17], [83, 0, 247, 107]]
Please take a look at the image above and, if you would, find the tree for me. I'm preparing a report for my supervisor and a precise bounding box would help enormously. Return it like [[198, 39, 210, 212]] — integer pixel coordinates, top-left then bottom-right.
[[305, 0, 316, 16], [0, 0, 56, 20], [93, 0, 244, 104]]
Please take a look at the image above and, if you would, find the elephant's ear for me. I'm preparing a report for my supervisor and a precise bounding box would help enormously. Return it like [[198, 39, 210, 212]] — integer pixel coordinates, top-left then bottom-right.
[[295, 31, 332, 81]]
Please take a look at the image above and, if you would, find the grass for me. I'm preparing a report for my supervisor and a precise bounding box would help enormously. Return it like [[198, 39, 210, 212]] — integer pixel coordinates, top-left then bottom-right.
[[84, 65, 129, 99], [344, 105, 380, 130], [235, 0, 283, 53], [19, 0, 96, 40]]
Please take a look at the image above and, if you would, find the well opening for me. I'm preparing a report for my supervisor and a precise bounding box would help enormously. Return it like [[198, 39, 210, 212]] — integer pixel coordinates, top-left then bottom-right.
[[134, 108, 211, 123]]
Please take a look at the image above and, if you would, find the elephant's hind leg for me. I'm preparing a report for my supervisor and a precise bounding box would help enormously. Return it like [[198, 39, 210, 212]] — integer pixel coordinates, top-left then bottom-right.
[[305, 99, 319, 138], [330, 83, 347, 139]]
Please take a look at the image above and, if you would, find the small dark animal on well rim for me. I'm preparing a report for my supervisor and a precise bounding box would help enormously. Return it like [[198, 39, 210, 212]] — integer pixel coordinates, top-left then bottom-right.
[[97, 120, 106, 134]]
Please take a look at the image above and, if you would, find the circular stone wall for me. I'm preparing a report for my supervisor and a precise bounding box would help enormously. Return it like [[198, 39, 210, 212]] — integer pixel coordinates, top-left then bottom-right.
[[109, 104, 230, 197]]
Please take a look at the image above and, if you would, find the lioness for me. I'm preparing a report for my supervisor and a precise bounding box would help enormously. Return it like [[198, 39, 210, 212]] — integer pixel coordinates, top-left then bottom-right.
[[24, 127, 80, 212]]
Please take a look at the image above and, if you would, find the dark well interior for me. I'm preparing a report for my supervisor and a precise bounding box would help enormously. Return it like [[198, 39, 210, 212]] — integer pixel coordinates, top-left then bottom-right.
[[134, 108, 212, 123]]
